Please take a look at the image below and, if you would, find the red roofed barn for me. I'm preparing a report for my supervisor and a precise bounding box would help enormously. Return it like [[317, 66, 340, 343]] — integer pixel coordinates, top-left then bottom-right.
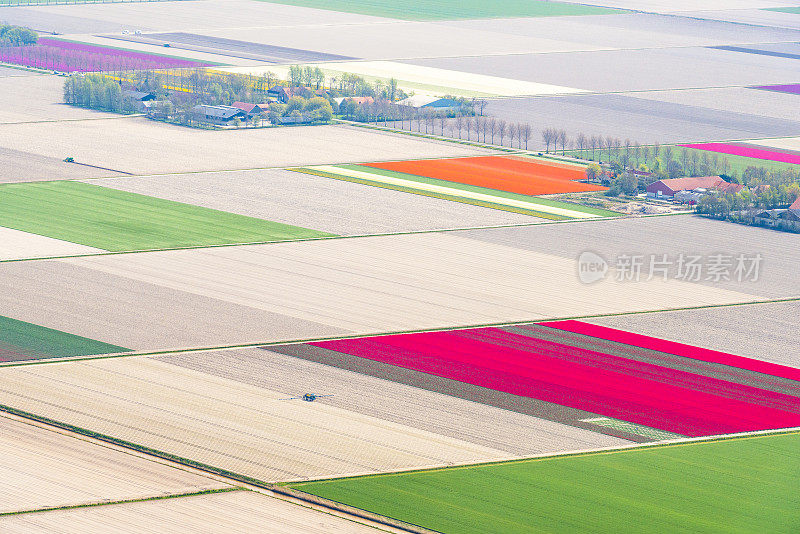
[[646, 176, 742, 199]]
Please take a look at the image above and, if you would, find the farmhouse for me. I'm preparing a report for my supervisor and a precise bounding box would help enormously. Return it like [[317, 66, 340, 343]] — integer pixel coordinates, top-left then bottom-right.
[[267, 86, 308, 103], [646, 176, 742, 200], [333, 96, 374, 106], [191, 104, 245, 126], [396, 95, 461, 113], [231, 102, 270, 116]]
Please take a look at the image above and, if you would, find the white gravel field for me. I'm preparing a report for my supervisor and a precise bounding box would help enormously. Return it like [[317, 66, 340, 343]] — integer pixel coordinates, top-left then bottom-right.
[[0, 414, 228, 514]]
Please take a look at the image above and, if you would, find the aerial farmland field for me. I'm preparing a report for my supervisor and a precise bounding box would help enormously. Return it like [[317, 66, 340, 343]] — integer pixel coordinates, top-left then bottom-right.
[[2, 0, 800, 529], [0, 414, 228, 514], [88, 169, 539, 236], [0, 490, 379, 534], [0, 181, 333, 252], [290, 431, 800, 534], [0, 119, 488, 175]]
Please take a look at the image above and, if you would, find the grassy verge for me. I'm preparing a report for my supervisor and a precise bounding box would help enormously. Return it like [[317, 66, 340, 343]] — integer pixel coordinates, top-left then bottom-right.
[[290, 431, 800, 534], [0, 181, 334, 251]]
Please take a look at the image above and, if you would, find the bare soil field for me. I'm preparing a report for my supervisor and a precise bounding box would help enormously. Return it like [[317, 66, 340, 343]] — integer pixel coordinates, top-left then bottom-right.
[[557, 0, 799, 12], [160, 348, 630, 456], [0, 414, 227, 514], [0, 357, 513, 482], [87, 169, 538, 236], [0, 232, 756, 353], [682, 8, 800, 30], [0, 119, 488, 175], [445, 12, 800, 49], [0, 260, 348, 350], [483, 93, 800, 149], [459, 215, 800, 299], [629, 87, 800, 121], [0, 489, 378, 533], [409, 46, 800, 92], [0, 0, 382, 35], [0, 75, 116, 124], [586, 301, 800, 368], [0, 147, 122, 183]]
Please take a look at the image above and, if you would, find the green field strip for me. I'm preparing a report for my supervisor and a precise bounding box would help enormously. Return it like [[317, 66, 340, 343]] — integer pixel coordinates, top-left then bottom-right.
[[254, 0, 623, 20], [581, 417, 684, 441], [290, 431, 800, 534], [339, 164, 622, 217], [764, 7, 800, 14], [0, 181, 335, 251], [0, 315, 130, 359], [293, 167, 567, 220]]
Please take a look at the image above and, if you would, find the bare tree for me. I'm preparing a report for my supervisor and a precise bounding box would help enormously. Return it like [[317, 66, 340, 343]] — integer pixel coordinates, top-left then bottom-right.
[[542, 128, 554, 153], [471, 116, 481, 142], [438, 113, 447, 136], [498, 120, 507, 146], [508, 123, 518, 148], [452, 115, 462, 139], [605, 136, 615, 162], [558, 130, 568, 155], [479, 116, 488, 143], [576, 133, 588, 154], [521, 123, 532, 150], [475, 99, 488, 116], [488, 117, 497, 144]]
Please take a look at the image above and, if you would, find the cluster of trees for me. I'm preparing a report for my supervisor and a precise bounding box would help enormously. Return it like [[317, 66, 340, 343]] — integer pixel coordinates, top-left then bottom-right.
[[0, 23, 37, 46], [63, 74, 139, 113], [271, 96, 333, 123], [697, 183, 800, 231]]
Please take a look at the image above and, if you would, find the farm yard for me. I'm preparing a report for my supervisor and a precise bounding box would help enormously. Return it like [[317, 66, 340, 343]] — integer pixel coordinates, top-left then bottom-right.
[[2, 0, 800, 531]]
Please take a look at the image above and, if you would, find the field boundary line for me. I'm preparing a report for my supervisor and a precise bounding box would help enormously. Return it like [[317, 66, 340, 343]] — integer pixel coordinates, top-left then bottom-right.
[[287, 426, 800, 487], [0, 487, 242, 517], [0, 405, 436, 534], [0, 211, 696, 264], [2, 296, 798, 367]]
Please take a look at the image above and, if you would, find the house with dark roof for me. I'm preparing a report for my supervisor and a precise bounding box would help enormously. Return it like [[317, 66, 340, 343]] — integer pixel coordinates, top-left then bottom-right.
[[267, 86, 308, 103], [191, 105, 245, 126], [646, 176, 742, 200]]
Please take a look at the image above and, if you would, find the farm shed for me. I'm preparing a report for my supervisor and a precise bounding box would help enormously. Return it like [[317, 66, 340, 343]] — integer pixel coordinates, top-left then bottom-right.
[[191, 104, 245, 126], [396, 95, 462, 113]]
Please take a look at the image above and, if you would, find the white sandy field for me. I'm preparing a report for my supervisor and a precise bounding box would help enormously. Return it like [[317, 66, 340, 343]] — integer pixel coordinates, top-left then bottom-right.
[[0, 227, 104, 261], [0, 414, 228, 514], [743, 136, 800, 151], [0, 490, 379, 534]]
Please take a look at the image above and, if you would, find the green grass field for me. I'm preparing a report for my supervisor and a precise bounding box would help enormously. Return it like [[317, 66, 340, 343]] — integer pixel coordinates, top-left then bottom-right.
[[290, 432, 800, 534], [0, 181, 334, 252], [0, 315, 129, 360], [256, 0, 622, 20]]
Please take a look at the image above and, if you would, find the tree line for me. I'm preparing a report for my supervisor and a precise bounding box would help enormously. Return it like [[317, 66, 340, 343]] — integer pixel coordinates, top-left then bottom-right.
[[0, 23, 37, 46]]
